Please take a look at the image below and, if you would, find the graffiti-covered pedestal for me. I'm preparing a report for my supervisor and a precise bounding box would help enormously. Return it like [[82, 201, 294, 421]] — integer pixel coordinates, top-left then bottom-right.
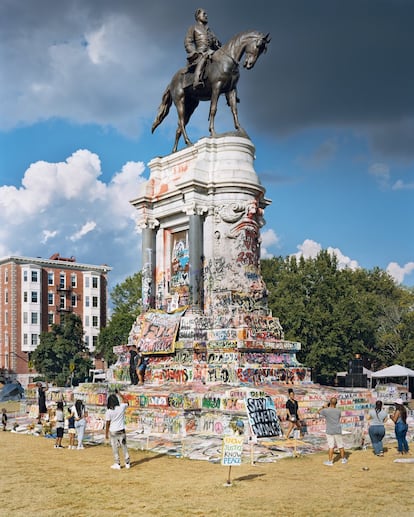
[[129, 135, 310, 386]]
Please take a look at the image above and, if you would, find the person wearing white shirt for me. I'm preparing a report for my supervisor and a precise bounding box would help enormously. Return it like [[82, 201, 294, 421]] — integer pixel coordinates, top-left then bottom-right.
[[105, 390, 130, 470]]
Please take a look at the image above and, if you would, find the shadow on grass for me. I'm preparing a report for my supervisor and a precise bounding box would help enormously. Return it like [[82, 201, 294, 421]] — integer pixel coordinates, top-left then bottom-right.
[[131, 453, 166, 467], [234, 473, 266, 482]]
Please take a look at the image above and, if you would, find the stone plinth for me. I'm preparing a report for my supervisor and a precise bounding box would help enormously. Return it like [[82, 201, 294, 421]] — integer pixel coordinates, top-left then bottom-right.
[[130, 135, 310, 387]]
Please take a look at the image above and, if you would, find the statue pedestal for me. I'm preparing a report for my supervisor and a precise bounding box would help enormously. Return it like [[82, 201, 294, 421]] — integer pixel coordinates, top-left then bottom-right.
[[130, 135, 309, 386]]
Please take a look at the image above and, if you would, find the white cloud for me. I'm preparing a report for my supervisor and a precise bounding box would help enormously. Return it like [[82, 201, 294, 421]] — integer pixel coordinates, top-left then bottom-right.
[[70, 221, 97, 242], [41, 230, 58, 244], [386, 262, 414, 284], [293, 239, 359, 270], [260, 228, 280, 258], [392, 179, 414, 190], [0, 149, 146, 287]]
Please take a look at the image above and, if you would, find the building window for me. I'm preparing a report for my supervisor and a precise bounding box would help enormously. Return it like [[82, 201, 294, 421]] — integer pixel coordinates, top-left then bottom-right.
[[4, 311, 8, 325], [4, 269, 8, 283], [31, 271, 38, 282], [59, 273, 65, 289], [31, 291, 38, 303], [31, 334, 38, 346], [31, 312, 38, 324], [5, 290, 8, 304], [23, 292, 28, 303], [92, 296, 98, 308], [85, 296, 90, 308], [92, 316, 98, 327], [71, 274, 77, 288], [85, 316, 89, 327], [23, 333, 28, 346], [71, 294, 77, 307], [85, 335, 89, 348], [48, 272, 54, 285], [48, 313, 54, 325], [85, 277, 90, 288], [92, 277, 98, 289], [59, 294, 65, 310], [23, 270, 28, 282], [5, 332, 9, 346], [48, 293, 54, 305], [92, 336, 98, 349], [23, 312, 28, 324]]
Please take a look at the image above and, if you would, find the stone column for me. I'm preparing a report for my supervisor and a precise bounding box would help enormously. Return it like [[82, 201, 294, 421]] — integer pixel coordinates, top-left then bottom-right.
[[189, 212, 204, 310], [141, 223, 157, 311]]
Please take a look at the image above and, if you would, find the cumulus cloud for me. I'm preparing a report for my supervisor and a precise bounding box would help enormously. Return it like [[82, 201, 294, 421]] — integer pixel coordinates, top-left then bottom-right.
[[386, 262, 414, 285], [260, 228, 280, 258], [293, 239, 359, 270], [0, 149, 146, 287]]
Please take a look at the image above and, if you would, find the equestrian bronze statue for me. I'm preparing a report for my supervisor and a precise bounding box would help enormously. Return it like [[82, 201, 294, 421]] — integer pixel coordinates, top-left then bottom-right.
[[152, 30, 270, 153]]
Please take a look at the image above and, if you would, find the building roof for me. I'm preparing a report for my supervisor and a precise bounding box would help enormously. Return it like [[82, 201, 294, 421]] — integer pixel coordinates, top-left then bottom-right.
[[0, 254, 111, 273]]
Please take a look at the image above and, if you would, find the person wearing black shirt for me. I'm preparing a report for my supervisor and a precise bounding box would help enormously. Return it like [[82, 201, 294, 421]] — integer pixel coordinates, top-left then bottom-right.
[[128, 345, 139, 385], [286, 388, 302, 439]]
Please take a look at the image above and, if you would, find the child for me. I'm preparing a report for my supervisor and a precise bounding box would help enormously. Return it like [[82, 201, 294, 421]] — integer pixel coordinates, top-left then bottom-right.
[[2, 408, 7, 431], [54, 401, 65, 449], [67, 408, 76, 449]]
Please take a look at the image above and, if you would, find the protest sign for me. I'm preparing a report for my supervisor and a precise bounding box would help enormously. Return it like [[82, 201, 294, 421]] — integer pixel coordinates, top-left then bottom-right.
[[246, 396, 282, 438]]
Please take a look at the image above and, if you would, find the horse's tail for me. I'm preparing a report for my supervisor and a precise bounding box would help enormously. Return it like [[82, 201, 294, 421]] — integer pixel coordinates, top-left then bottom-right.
[[151, 86, 172, 133]]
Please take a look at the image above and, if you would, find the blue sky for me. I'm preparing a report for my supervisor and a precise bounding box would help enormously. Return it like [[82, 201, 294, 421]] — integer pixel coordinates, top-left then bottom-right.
[[0, 0, 413, 293]]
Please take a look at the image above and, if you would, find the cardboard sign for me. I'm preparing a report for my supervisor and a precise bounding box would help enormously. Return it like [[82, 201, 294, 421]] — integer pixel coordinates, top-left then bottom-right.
[[221, 435, 244, 466], [246, 396, 282, 438]]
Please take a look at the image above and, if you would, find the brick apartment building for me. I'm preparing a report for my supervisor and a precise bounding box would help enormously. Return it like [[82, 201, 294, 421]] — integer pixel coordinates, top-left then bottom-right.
[[0, 253, 111, 382]]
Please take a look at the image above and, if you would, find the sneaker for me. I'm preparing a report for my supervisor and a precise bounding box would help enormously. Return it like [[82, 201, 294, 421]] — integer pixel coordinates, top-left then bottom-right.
[[77, 445, 84, 450], [54, 444, 58, 449], [57, 445, 64, 449], [324, 460, 333, 466], [110, 463, 121, 470], [125, 462, 131, 469], [341, 458, 348, 464]]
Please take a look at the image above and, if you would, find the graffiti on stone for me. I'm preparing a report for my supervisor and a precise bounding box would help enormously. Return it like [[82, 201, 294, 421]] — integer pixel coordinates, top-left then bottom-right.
[[246, 396, 282, 438]]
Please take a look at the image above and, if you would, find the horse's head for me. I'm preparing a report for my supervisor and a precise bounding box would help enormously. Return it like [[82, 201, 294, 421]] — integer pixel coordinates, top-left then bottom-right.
[[243, 32, 271, 69]]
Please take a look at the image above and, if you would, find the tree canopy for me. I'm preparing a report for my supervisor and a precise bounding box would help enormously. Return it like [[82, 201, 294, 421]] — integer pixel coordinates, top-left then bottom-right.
[[261, 252, 414, 383], [31, 313, 92, 386], [95, 272, 142, 365]]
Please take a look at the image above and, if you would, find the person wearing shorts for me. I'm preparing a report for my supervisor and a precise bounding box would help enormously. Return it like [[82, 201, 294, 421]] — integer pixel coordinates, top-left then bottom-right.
[[67, 408, 76, 449], [318, 397, 348, 466]]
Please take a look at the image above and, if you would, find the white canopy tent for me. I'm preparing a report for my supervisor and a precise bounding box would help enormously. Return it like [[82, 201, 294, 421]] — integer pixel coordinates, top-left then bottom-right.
[[372, 364, 414, 381]]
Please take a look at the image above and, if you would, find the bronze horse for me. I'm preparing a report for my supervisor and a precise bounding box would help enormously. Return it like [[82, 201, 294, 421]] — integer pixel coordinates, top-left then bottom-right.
[[152, 30, 270, 153]]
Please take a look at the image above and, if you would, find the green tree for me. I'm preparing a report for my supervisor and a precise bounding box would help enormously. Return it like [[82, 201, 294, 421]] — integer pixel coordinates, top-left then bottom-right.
[[31, 314, 92, 386], [95, 272, 142, 365], [261, 252, 414, 383]]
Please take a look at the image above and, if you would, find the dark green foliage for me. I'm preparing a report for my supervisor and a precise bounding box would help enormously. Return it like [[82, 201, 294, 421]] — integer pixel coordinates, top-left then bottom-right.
[[95, 272, 142, 366], [261, 252, 414, 383], [31, 314, 92, 386]]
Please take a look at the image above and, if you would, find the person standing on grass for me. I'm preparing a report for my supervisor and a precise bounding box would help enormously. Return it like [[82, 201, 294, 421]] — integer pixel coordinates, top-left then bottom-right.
[[285, 388, 302, 438], [2, 407, 7, 431], [67, 408, 76, 449], [105, 390, 131, 470], [71, 399, 87, 449], [54, 401, 65, 449], [367, 400, 388, 456], [317, 397, 348, 466], [391, 398, 409, 455]]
